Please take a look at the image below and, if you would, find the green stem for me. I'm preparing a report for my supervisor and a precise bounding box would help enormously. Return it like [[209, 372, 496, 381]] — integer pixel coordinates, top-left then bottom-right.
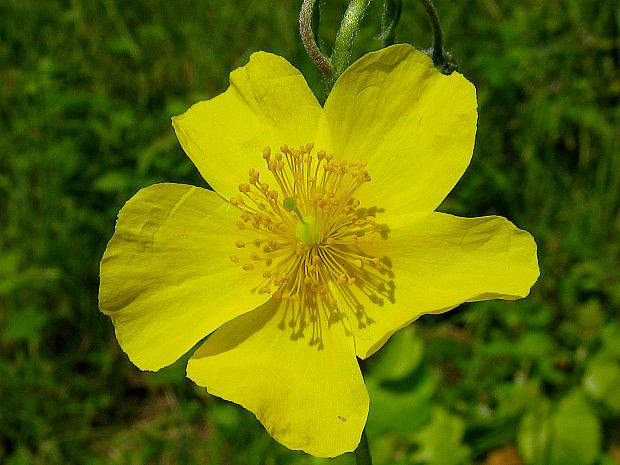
[[331, 0, 372, 82], [380, 0, 403, 47], [299, 0, 334, 78], [354, 428, 373, 465], [418, 0, 447, 70]]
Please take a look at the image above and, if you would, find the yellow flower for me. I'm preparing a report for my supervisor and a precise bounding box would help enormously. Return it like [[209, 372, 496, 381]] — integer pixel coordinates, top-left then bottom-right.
[[99, 44, 539, 457]]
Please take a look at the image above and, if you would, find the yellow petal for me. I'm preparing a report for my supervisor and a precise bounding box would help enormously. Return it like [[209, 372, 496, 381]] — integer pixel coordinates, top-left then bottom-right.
[[172, 52, 322, 200], [316, 44, 477, 213], [338, 212, 539, 359], [99, 183, 271, 371], [187, 298, 369, 457]]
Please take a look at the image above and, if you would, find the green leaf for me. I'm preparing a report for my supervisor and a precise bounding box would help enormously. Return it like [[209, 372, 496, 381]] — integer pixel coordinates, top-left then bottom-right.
[[515, 331, 552, 359], [92, 169, 135, 193], [583, 356, 620, 413], [366, 328, 433, 436], [1, 308, 50, 345], [517, 391, 601, 465], [598, 454, 620, 465], [496, 379, 542, 419], [370, 327, 424, 382], [366, 366, 435, 436], [517, 398, 552, 465], [548, 391, 601, 465], [600, 323, 620, 358], [411, 406, 471, 465]]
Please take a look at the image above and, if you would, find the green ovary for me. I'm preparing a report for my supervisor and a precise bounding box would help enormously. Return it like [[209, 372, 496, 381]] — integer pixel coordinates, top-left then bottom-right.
[[296, 216, 321, 245]]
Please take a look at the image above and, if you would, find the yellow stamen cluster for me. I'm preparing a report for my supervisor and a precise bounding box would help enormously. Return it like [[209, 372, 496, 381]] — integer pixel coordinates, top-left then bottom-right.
[[229, 143, 385, 333]]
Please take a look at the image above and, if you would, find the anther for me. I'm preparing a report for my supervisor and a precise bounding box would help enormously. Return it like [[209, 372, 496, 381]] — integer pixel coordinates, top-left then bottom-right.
[[235, 241, 245, 248], [243, 264, 254, 271]]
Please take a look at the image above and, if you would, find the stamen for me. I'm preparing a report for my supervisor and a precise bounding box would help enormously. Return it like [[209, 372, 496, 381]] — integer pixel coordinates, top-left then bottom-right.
[[229, 144, 382, 337]]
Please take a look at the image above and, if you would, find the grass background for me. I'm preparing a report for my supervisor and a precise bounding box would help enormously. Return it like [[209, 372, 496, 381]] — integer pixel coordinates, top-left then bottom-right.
[[0, 0, 618, 464]]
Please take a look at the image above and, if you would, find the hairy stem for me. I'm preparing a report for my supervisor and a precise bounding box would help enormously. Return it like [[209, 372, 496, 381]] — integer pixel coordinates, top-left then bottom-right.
[[300, 0, 334, 77], [380, 0, 403, 47], [418, 0, 446, 69], [332, 0, 372, 79]]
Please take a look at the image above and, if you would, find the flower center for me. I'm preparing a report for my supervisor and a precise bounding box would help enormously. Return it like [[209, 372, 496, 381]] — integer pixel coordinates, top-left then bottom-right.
[[229, 143, 382, 312]]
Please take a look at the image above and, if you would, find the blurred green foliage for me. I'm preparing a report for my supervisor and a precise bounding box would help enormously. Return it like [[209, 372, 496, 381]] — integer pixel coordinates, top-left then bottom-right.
[[0, 0, 618, 464]]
